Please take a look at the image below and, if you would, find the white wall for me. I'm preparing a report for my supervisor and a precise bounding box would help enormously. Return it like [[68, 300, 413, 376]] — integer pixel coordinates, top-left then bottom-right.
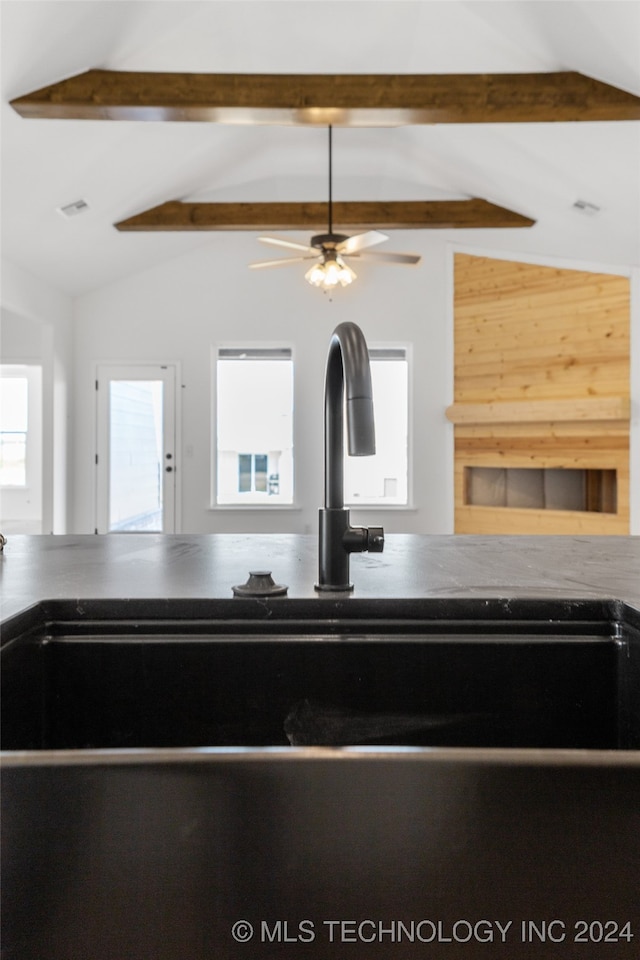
[[1, 306, 43, 359], [0, 258, 73, 532], [73, 226, 639, 536], [74, 231, 451, 534]]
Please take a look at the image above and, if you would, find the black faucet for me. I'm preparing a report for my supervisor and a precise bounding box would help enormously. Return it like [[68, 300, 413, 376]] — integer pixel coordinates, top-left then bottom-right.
[[316, 322, 384, 591]]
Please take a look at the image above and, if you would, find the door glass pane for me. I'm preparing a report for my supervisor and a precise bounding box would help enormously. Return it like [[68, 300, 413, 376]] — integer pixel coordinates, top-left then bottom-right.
[[109, 380, 163, 531]]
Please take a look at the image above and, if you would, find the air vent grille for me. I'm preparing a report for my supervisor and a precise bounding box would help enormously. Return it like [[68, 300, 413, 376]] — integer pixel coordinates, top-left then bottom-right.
[[57, 198, 90, 218], [572, 199, 601, 216]]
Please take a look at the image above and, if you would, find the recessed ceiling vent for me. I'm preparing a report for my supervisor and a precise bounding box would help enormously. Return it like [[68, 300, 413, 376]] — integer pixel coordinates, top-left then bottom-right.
[[572, 199, 601, 216], [57, 198, 90, 218]]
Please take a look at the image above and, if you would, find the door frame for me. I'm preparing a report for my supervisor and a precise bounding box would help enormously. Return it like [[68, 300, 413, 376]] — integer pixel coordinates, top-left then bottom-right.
[[94, 362, 181, 534]]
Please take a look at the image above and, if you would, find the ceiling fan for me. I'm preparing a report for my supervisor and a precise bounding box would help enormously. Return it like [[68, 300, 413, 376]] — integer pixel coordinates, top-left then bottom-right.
[[249, 127, 421, 290]]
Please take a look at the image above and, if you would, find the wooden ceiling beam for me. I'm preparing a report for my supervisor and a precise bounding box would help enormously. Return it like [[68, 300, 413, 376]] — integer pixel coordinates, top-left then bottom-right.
[[115, 199, 535, 232], [11, 70, 640, 124]]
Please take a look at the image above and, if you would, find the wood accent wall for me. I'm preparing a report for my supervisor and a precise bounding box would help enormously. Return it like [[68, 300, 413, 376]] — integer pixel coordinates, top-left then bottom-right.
[[448, 254, 630, 534]]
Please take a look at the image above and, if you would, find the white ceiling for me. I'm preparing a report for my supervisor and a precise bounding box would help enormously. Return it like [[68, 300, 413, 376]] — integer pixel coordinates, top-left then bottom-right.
[[1, 0, 639, 296]]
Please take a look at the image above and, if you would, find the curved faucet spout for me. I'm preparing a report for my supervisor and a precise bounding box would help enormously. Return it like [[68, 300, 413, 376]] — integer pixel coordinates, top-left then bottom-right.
[[324, 322, 376, 509], [317, 322, 384, 592]]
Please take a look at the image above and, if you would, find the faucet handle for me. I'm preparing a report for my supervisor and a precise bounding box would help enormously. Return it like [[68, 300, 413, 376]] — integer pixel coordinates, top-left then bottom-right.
[[366, 526, 384, 553], [342, 523, 384, 555]]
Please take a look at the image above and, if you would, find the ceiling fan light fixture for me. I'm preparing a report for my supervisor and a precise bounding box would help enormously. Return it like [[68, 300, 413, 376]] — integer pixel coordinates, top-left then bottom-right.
[[305, 251, 356, 290]]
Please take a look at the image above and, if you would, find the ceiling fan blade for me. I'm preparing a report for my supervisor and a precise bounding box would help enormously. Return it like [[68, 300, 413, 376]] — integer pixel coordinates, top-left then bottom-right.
[[350, 249, 422, 265], [335, 230, 389, 255], [249, 256, 319, 269], [258, 236, 314, 253]]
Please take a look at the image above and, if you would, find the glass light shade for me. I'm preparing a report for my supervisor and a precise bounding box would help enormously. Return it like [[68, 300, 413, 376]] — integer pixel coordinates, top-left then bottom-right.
[[305, 262, 327, 287], [337, 258, 356, 286], [323, 259, 341, 286]]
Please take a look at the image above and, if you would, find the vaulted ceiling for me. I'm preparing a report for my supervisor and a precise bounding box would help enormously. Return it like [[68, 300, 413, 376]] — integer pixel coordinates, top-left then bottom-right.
[[2, 0, 639, 296]]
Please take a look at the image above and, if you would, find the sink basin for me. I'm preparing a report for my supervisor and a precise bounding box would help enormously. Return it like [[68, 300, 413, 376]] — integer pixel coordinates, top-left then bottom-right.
[[2, 597, 639, 960], [2, 596, 639, 751]]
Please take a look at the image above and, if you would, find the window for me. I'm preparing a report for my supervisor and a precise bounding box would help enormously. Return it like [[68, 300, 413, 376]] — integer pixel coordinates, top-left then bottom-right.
[[0, 364, 43, 534], [216, 347, 294, 505], [0, 375, 28, 486], [344, 347, 409, 506]]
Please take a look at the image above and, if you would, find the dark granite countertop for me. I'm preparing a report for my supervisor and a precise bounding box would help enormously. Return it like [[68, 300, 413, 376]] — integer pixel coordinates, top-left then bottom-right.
[[1, 533, 639, 623]]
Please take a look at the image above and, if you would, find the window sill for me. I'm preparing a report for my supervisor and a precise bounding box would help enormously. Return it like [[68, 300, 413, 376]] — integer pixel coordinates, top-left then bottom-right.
[[210, 504, 301, 511], [347, 503, 417, 511], [209, 504, 417, 512]]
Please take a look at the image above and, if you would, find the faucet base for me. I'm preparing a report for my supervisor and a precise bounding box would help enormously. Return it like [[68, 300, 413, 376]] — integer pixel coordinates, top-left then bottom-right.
[[314, 581, 355, 593], [315, 507, 384, 592], [315, 508, 353, 592]]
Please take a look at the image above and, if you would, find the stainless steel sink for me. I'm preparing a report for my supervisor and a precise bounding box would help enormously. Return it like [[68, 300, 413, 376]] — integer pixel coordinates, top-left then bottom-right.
[[2, 597, 639, 751], [2, 597, 640, 960]]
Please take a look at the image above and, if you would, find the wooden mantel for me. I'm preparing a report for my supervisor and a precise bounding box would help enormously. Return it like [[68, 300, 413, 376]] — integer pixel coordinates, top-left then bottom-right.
[[446, 397, 631, 425]]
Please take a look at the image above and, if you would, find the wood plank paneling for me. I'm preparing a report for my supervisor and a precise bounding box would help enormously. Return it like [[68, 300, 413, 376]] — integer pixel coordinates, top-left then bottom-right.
[[453, 375, 630, 404], [456, 420, 630, 440], [455, 336, 628, 364], [454, 259, 629, 404], [452, 254, 630, 534], [456, 435, 629, 455], [454, 505, 628, 535]]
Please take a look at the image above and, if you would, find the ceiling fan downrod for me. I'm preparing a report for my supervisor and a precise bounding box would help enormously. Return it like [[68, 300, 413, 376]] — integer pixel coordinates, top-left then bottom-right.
[[311, 125, 349, 251], [328, 125, 333, 236]]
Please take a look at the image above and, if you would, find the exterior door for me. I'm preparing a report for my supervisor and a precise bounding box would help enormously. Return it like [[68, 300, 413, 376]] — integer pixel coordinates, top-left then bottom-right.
[[96, 364, 177, 533]]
